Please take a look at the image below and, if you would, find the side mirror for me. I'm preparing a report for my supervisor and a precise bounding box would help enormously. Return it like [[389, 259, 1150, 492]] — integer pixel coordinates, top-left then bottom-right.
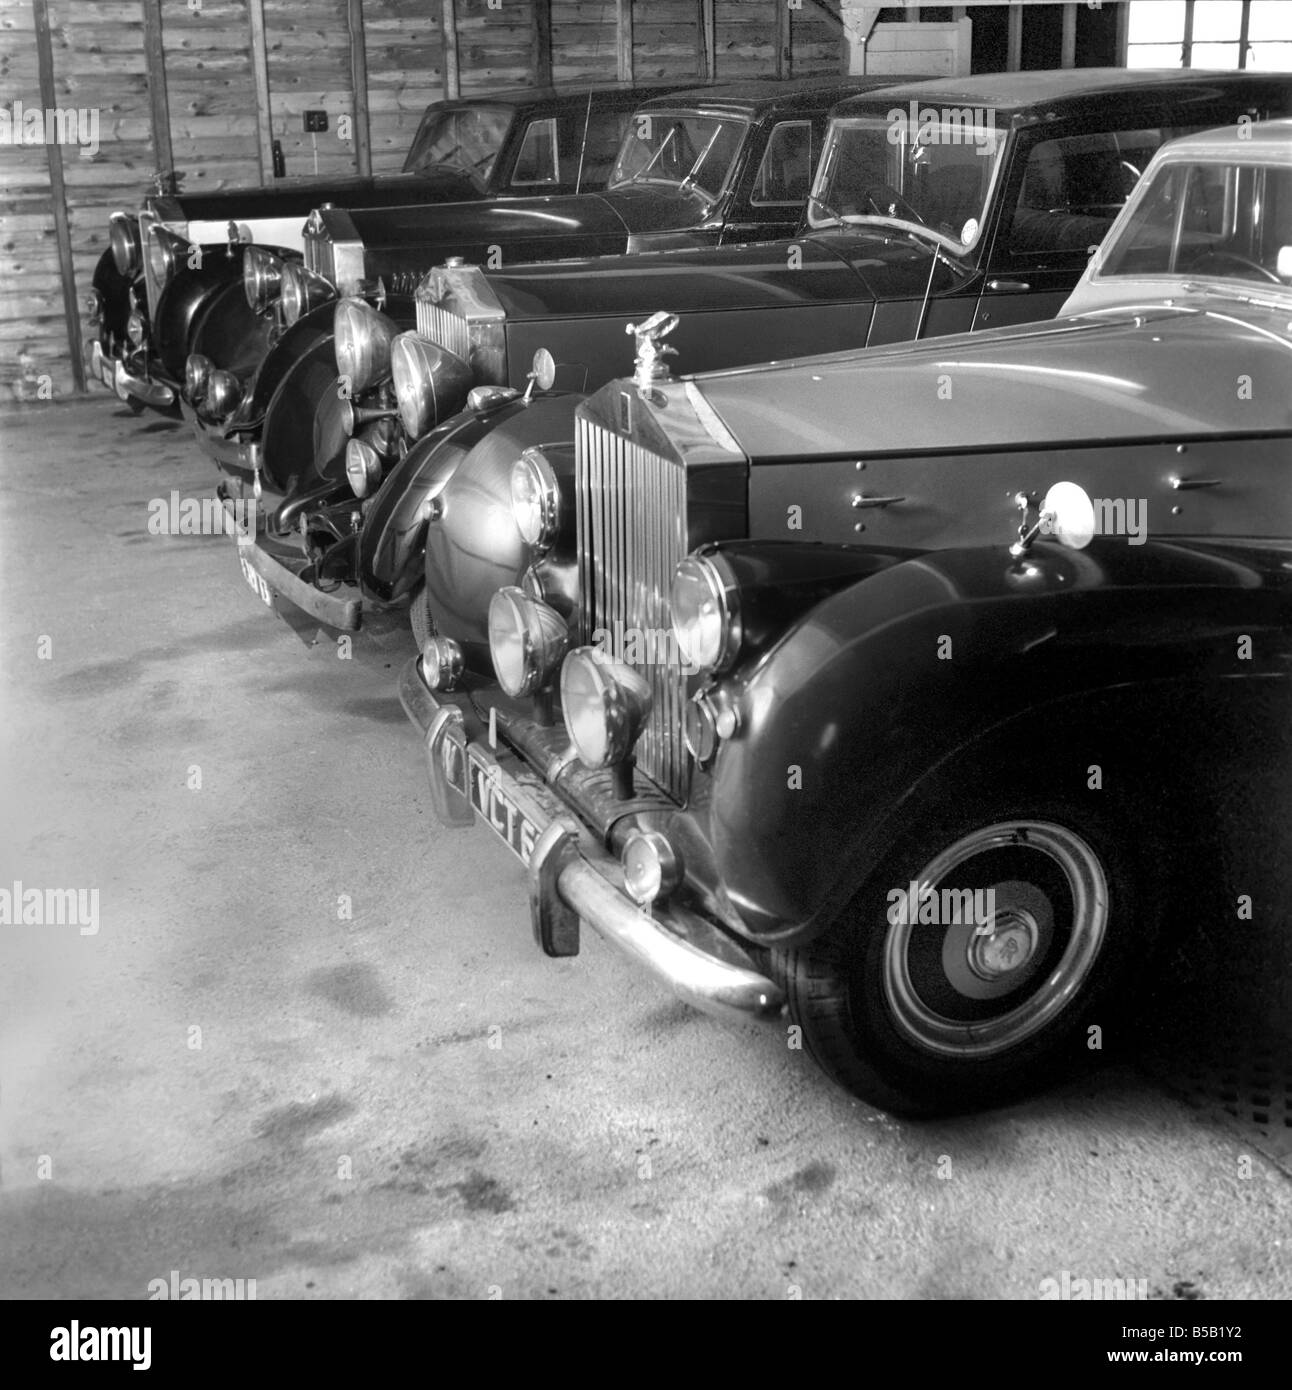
[[1010, 481, 1095, 556], [523, 347, 557, 401]]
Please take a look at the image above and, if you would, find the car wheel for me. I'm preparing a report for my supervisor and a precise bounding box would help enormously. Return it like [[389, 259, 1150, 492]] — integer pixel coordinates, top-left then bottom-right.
[[409, 581, 435, 649], [771, 788, 1162, 1117]]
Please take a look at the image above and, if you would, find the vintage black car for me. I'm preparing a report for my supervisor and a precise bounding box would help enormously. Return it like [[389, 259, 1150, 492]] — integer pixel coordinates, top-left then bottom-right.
[[239, 68, 1290, 636], [190, 75, 907, 479], [87, 83, 687, 411], [395, 118, 1292, 1115]]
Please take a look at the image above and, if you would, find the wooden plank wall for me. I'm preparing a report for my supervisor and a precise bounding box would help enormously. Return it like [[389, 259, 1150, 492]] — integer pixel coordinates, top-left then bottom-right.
[[0, 0, 849, 401]]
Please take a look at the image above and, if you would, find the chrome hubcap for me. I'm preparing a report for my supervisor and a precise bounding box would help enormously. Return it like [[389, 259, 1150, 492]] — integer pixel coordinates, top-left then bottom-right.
[[883, 820, 1109, 1058]]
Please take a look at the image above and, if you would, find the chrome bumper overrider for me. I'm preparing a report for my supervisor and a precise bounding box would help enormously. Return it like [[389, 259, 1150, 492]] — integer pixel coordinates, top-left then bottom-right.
[[112, 355, 175, 407], [218, 492, 361, 629], [88, 339, 116, 390], [398, 657, 785, 1025]]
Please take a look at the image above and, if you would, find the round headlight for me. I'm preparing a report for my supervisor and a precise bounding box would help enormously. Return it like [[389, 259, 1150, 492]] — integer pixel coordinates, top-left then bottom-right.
[[109, 213, 140, 277], [126, 310, 146, 347], [205, 369, 241, 419], [345, 438, 383, 498], [244, 247, 283, 313], [671, 554, 740, 673], [146, 227, 178, 288], [559, 646, 652, 769], [335, 298, 398, 395], [488, 587, 569, 698], [185, 353, 213, 404], [391, 331, 473, 438], [509, 448, 560, 551]]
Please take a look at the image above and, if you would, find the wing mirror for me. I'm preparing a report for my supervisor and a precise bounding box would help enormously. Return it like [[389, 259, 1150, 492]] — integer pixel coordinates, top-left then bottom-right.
[[523, 347, 557, 402], [1010, 481, 1096, 557]]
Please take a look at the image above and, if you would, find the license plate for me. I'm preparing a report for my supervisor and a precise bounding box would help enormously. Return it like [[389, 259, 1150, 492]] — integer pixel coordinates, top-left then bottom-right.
[[447, 743, 541, 865], [236, 549, 274, 609]]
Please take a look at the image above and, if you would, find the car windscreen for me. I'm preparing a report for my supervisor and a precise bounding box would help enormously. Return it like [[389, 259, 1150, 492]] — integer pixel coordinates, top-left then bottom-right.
[[1096, 158, 1292, 287], [403, 105, 512, 186], [607, 114, 746, 201], [806, 111, 1006, 254]]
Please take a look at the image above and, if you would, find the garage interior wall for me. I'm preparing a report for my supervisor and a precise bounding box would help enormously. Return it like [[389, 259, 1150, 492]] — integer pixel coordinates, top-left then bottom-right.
[[0, 0, 1129, 401]]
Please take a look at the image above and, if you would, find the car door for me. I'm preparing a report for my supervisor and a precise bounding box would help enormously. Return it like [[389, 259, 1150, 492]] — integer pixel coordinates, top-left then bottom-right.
[[721, 119, 819, 245]]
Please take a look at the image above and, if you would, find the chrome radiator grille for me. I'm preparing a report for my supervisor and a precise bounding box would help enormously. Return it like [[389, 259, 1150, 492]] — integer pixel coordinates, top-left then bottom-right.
[[415, 299, 470, 360], [575, 414, 690, 802]]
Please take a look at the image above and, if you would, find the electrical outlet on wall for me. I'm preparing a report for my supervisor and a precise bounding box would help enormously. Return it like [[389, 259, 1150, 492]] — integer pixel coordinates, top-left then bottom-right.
[[303, 111, 328, 133]]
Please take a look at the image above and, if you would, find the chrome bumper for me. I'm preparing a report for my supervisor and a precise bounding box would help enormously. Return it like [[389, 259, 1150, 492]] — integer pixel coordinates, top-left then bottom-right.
[[218, 492, 361, 629], [88, 339, 116, 390], [398, 657, 784, 1025], [112, 355, 175, 408]]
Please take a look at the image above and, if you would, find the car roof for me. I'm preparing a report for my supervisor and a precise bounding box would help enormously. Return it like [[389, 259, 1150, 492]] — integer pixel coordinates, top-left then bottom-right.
[[632, 74, 914, 120], [1152, 116, 1292, 161], [830, 67, 1289, 117]]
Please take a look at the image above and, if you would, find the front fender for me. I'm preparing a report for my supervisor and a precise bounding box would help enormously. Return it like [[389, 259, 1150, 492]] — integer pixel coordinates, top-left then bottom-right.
[[709, 538, 1292, 942], [188, 275, 275, 382], [153, 244, 246, 382], [421, 393, 585, 668], [91, 249, 135, 352]]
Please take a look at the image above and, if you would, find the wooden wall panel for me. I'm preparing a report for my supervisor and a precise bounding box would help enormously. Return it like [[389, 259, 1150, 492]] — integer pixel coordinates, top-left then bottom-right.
[[455, 0, 534, 94], [549, 1, 618, 85], [363, 0, 443, 174], [161, 0, 261, 192], [264, 0, 357, 180]]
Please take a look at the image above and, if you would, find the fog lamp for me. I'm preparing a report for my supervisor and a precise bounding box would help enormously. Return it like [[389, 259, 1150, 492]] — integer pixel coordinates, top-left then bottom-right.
[[622, 830, 683, 905], [86, 289, 103, 322], [559, 646, 652, 769], [126, 310, 146, 347], [185, 353, 213, 404], [205, 369, 241, 419], [510, 447, 560, 551], [345, 438, 383, 498], [488, 587, 568, 698], [421, 636, 464, 693]]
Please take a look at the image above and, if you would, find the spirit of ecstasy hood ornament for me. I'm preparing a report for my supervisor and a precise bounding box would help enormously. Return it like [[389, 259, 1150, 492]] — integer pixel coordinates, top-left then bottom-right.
[[626, 311, 679, 394]]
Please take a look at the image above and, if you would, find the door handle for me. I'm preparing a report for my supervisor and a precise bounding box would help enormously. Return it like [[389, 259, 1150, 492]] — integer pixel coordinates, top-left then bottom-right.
[[1170, 475, 1223, 491], [987, 278, 1030, 292], [852, 492, 906, 509]]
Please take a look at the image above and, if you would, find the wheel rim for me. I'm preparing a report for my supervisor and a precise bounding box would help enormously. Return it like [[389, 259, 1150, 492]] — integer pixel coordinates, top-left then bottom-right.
[[881, 820, 1109, 1058]]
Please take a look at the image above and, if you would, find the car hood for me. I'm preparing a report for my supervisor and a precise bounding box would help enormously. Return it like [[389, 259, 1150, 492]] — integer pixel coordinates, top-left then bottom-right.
[[149, 173, 480, 223], [488, 236, 889, 320], [692, 303, 1292, 460], [345, 192, 632, 253]]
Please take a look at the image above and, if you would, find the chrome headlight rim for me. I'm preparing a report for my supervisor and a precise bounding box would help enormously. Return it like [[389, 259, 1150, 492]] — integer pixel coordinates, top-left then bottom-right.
[[205, 369, 242, 421], [334, 298, 396, 395], [279, 260, 334, 326], [670, 551, 741, 675], [390, 331, 472, 439], [488, 587, 568, 699], [126, 309, 147, 347], [244, 247, 284, 313], [146, 226, 182, 291], [344, 437, 383, 499], [558, 646, 652, 769], [109, 213, 140, 277], [509, 447, 561, 552]]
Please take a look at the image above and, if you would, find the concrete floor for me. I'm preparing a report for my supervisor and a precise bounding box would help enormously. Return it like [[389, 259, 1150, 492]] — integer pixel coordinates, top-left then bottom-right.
[[1, 396, 1289, 1301]]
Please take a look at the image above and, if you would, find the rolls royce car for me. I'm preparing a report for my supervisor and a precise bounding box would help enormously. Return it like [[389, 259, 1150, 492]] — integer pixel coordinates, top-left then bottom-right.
[[86, 82, 688, 412], [189, 75, 909, 476], [396, 118, 1292, 1116], [236, 68, 1290, 638]]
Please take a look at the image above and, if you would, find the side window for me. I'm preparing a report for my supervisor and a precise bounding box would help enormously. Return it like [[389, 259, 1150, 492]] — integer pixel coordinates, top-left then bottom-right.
[[1005, 127, 1173, 262], [577, 111, 634, 191], [751, 121, 814, 205], [510, 118, 560, 186]]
